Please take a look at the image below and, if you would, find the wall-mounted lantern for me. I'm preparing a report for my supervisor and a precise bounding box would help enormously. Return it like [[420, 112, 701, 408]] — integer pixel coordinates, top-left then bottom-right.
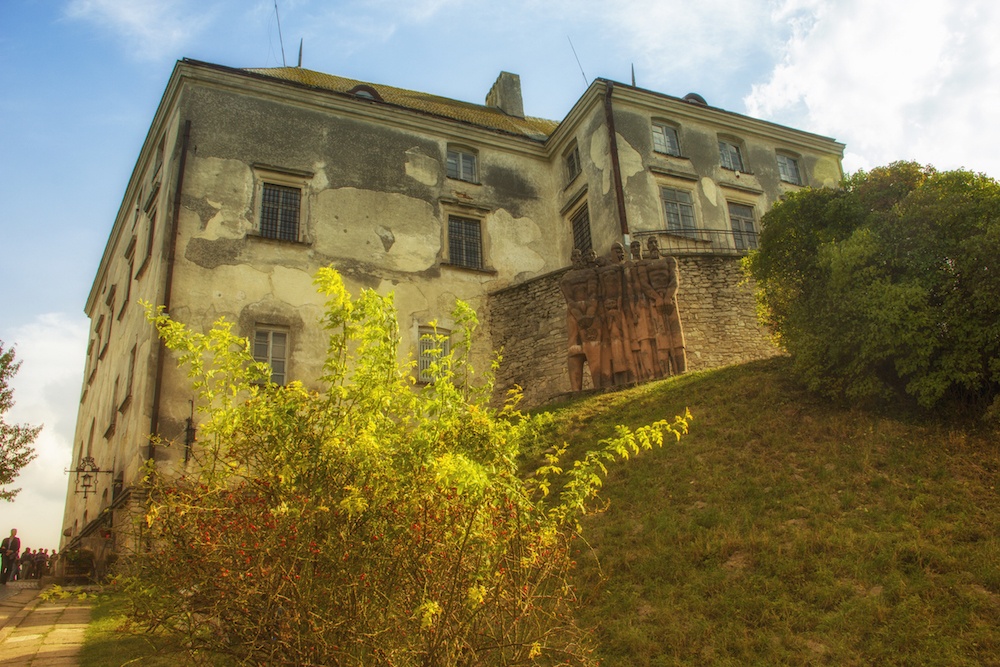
[[65, 456, 113, 500]]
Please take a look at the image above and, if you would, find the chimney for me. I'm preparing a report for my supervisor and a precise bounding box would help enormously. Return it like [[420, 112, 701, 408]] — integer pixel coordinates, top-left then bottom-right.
[[486, 71, 524, 118]]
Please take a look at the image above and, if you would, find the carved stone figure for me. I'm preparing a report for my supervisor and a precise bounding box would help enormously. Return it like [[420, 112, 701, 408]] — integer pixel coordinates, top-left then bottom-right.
[[561, 237, 687, 392], [596, 243, 634, 386], [559, 248, 603, 390], [626, 240, 658, 382], [645, 237, 686, 375]]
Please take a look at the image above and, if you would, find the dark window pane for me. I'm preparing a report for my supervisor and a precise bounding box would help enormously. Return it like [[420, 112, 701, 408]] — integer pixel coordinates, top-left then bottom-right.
[[448, 216, 482, 268]]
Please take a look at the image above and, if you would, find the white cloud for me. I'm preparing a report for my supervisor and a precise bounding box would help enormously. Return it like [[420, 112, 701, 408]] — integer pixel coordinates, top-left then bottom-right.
[[745, 0, 1000, 177], [2, 313, 89, 551], [64, 0, 219, 61]]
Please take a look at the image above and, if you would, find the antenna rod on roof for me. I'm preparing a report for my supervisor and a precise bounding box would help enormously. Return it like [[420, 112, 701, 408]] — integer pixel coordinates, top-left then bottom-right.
[[631, 64, 636, 87], [298, 38, 303, 67], [567, 36, 588, 88], [274, 0, 287, 67]]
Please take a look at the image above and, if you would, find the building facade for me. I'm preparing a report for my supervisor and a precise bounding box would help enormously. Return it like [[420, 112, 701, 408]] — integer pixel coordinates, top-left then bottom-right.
[[60, 59, 843, 556]]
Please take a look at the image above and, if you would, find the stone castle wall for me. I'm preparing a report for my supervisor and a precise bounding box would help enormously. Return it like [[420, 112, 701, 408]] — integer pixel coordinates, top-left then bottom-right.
[[488, 255, 781, 407]]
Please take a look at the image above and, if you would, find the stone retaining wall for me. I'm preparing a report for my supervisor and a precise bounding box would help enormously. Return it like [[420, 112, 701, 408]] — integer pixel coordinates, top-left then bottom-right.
[[487, 255, 781, 407]]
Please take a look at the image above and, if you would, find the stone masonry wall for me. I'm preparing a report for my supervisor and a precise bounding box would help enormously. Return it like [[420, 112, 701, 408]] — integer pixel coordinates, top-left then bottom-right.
[[488, 255, 781, 407]]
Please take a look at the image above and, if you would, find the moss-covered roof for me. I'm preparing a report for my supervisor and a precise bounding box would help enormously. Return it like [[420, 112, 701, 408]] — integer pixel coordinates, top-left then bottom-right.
[[244, 66, 559, 141]]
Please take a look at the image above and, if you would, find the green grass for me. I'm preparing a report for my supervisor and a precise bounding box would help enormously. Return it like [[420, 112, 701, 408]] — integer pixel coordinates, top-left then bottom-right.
[[83, 357, 1000, 665], [546, 357, 1000, 666], [80, 593, 232, 667]]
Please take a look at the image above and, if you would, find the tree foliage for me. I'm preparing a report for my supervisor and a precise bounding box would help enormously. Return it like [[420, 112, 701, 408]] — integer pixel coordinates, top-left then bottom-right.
[[746, 161, 1000, 409], [120, 268, 689, 666], [0, 341, 40, 501]]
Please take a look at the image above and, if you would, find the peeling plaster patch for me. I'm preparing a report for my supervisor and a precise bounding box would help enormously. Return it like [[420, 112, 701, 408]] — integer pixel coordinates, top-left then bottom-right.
[[487, 211, 545, 276], [271, 265, 324, 307], [376, 226, 395, 252], [700, 177, 720, 207], [185, 236, 245, 269], [404, 148, 440, 186], [589, 131, 612, 195], [313, 188, 438, 272], [186, 156, 253, 233], [312, 162, 329, 190], [616, 133, 645, 181]]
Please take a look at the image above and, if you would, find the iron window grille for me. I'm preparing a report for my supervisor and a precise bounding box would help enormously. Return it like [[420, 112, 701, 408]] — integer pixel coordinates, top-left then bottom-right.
[[571, 205, 592, 252], [260, 183, 301, 241], [448, 216, 483, 269]]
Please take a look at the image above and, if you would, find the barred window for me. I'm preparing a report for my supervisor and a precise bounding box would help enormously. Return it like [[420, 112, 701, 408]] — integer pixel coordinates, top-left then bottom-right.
[[661, 187, 697, 237], [418, 326, 451, 383], [448, 216, 483, 269], [728, 202, 758, 251], [571, 204, 592, 252], [260, 183, 301, 241], [253, 328, 288, 385]]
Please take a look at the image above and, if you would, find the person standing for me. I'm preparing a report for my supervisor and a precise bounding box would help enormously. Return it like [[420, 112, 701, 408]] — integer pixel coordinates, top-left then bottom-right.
[[20, 547, 34, 580], [0, 529, 20, 584]]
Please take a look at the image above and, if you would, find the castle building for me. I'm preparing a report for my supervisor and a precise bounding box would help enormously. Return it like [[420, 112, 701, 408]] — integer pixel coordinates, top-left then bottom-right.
[[60, 59, 843, 558]]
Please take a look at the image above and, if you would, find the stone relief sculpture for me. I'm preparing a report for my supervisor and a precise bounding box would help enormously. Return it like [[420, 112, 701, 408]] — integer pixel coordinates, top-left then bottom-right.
[[559, 237, 687, 390]]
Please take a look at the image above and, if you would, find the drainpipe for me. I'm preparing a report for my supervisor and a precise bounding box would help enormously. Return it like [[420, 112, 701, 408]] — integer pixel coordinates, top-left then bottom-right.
[[148, 119, 192, 463], [603, 81, 630, 245]]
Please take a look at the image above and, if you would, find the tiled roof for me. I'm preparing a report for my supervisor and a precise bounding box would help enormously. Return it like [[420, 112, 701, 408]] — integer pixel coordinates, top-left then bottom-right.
[[244, 67, 559, 141]]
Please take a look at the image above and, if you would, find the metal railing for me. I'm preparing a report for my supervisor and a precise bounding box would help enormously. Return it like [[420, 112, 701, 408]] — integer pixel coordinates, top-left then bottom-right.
[[632, 228, 758, 257]]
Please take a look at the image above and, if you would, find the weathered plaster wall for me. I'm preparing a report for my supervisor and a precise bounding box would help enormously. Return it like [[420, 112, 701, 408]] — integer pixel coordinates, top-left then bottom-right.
[[489, 255, 782, 407]]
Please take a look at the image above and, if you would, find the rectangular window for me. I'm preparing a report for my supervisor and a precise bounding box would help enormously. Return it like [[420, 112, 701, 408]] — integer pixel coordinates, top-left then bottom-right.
[[728, 202, 758, 251], [652, 123, 680, 156], [253, 328, 288, 385], [448, 216, 483, 269], [777, 154, 802, 185], [719, 140, 745, 172], [418, 326, 451, 383], [260, 183, 301, 241], [565, 144, 581, 183], [661, 187, 697, 237], [571, 204, 592, 252], [446, 147, 478, 183]]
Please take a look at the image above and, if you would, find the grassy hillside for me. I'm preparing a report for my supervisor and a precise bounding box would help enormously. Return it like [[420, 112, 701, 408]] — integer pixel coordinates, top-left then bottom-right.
[[543, 357, 1000, 666]]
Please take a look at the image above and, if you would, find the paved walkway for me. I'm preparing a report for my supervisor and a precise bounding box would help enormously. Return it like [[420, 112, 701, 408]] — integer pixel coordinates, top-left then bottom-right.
[[0, 580, 92, 666]]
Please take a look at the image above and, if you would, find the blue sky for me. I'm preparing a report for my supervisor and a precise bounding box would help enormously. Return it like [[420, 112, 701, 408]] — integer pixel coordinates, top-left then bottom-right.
[[2, 0, 998, 550]]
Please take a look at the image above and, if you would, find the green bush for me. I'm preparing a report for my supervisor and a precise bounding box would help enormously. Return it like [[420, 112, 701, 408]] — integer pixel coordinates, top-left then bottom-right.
[[746, 162, 1000, 410], [119, 268, 688, 666]]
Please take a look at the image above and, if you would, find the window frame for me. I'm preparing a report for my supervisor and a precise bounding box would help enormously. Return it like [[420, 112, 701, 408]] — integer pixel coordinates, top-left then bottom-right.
[[417, 325, 451, 384], [660, 186, 698, 238], [651, 121, 681, 157], [446, 146, 479, 183], [252, 166, 312, 244], [570, 203, 593, 253], [564, 143, 582, 184], [718, 138, 746, 172], [776, 152, 803, 185], [727, 201, 758, 251], [252, 326, 289, 385], [446, 214, 485, 270]]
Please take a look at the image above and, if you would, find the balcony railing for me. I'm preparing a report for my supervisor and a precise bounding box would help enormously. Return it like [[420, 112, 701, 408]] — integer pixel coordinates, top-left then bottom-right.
[[633, 228, 758, 257]]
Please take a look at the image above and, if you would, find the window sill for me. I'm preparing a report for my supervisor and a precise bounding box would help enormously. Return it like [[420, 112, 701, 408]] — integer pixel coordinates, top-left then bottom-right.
[[446, 176, 481, 186], [440, 262, 497, 276], [246, 233, 313, 247], [135, 256, 151, 280]]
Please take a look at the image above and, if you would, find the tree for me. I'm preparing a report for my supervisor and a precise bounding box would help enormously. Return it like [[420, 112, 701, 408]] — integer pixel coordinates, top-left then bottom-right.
[[0, 341, 40, 501], [119, 268, 689, 666], [745, 161, 1000, 410]]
